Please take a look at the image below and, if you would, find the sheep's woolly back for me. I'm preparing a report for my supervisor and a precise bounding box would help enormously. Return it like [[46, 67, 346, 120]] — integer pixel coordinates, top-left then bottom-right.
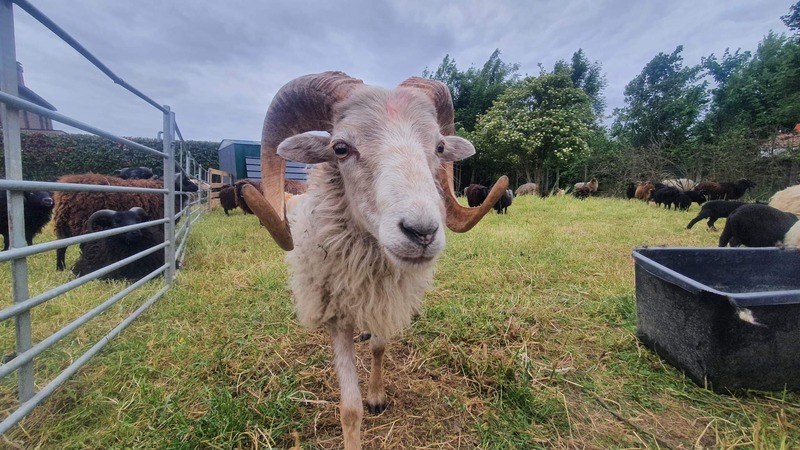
[[286, 164, 433, 338], [785, 222, 800, 249], [769, 184, 800, 216], [515, 183, 538, 196], [53, 173, 167, 238]]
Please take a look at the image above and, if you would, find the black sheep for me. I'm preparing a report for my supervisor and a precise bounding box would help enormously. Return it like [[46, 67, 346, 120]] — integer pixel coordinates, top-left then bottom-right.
[[682, 190, 707, 206], [652, 186, 681, 209], [625, 182, 637, 199], [674, 194, 692, 211], [718, 204, 798, 247], [113, 167, 154, 180], [72, 207, 165, 281], [465, 184, 490, 207], [1, 191, 54, 251], [493, 189, 513, 214], [685, 200, 747, 230]]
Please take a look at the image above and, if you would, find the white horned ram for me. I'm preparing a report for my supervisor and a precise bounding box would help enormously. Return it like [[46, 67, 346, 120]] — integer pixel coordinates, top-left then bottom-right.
[[238, 72, 507, 450]]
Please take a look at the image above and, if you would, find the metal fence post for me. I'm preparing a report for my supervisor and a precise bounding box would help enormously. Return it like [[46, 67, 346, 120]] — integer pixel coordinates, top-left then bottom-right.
[[162, 107, 176, 282], [184, 149, 193, 236], [0, 0, 35, 402]]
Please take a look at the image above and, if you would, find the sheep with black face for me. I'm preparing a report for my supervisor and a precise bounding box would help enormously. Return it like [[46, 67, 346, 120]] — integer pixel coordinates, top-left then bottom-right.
[[71, 207, 165, 281], [238, 72, 507, 450], [52, 172, 197, 271]]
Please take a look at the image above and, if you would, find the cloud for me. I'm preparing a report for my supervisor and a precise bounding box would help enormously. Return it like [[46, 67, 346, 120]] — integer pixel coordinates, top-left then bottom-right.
[[7, 0, 792, 144]]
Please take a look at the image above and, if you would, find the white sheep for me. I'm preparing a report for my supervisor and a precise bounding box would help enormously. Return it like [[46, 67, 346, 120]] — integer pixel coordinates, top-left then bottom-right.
[[769, 184, 800, 216], [238, 71, 507, 450], [785, 222, 800, 249], [662, 177, 696, 191], [515, 182, 539, 196]]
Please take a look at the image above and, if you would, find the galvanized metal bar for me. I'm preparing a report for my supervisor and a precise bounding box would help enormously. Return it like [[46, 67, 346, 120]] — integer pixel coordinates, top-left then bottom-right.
[[0, 0, 34, 403], [175, 217, 188, 239], [0, 217, 168, 264], [0, 283, 171, 436], [162, 108, 176, 282], [183, 150, 194, 246], [0, 179, 166, 194], [174, 206, 187, 222], [0, 91, 166, 158], [0, 263, 167, 380], [11, 0, 168, 114], [176, 231, 188, 264], [0, 241, 168, 322]]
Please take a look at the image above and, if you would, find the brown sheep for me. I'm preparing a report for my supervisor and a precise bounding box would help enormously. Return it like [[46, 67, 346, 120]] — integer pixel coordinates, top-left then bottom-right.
[[465, 184, 490, 207], [52, 172, 196, 271], [635, 182, 655, 202], [693, 179, 754, 200], [218, 184, 238, 215]]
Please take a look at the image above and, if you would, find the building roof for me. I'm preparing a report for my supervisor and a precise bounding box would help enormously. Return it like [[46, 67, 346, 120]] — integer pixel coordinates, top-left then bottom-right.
[[219, 139, 259, 149], [18, 85, 56, 111]]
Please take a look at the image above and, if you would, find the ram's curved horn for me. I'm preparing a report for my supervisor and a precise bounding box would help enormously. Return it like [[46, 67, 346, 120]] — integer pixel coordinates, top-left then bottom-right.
[[87, 209, 117, 232], [246, 71, 364, 251], [398, 77, 508, 232]]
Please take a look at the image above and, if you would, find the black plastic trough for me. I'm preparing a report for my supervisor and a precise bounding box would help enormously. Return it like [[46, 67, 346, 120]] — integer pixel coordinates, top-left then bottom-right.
[[632, 247, 800, 392]]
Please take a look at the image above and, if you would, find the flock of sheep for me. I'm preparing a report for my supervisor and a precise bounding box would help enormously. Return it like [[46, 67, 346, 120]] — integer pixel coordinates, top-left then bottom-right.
[[460, 177, 597, 215], [0, 166, 199, 281], [627, 177, 800, 248]]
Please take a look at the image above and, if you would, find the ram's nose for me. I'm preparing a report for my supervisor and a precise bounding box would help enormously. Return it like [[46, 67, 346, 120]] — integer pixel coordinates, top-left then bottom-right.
[[399, 221, 438, 247]]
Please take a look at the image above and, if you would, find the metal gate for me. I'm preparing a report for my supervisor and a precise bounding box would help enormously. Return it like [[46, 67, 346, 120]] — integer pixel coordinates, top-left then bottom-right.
[[0, 0, 210, 433]]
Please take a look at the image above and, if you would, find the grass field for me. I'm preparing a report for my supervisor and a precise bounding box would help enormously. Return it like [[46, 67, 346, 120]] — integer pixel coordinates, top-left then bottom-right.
[[1, 195, 798, 449]]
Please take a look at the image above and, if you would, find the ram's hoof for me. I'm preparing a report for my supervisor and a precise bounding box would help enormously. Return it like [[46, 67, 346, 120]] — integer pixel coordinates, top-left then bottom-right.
[[354, 332, 371, 343], [367, 402, 387, 414]]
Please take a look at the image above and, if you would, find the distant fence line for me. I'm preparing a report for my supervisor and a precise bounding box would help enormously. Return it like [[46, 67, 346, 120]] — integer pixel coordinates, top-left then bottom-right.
[[0, 0, 210, 434]]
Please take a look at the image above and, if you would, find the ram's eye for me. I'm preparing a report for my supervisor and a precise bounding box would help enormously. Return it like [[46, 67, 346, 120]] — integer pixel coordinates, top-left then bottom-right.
[[333, 142, 349, 158], [436, 142, 445, 154]]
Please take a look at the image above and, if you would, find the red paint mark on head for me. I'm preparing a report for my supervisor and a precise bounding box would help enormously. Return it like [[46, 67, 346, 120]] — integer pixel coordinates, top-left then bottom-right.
[[386, 90, 415, 120], [386, 102, 398, 119]]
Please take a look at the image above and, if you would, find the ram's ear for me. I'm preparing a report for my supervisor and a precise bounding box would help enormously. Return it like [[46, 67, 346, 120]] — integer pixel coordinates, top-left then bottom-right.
[[277, 134, 334, 164], [438, 135, 475, 162]]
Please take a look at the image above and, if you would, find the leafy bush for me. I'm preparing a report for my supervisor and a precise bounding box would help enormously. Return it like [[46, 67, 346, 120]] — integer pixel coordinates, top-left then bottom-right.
[[0, 131, 220, 181]]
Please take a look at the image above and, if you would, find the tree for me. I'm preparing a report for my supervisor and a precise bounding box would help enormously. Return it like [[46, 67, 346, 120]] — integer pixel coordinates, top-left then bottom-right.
[[423, 50, 520, 187], [704, 33, 799, 137], [782, 0, 800, 39], [554, 49, 607, 118], [699, 31, 800, 186], [611, 46, 708, 178], [424, 49, 519, 133], [472, 72, 594, 187]]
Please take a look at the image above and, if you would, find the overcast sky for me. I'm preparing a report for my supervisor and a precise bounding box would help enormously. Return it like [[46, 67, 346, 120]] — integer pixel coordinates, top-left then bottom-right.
[[9, 0, 793, 146]]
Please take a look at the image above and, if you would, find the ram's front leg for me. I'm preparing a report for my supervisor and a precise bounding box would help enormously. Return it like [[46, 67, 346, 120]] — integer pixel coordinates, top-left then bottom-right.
[[367, 335, 387, 414], [330, 324, 362, 450]]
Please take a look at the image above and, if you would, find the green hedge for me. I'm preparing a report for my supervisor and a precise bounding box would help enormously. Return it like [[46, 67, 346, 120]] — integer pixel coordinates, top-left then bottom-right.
[[0, 132, 221, 182]]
